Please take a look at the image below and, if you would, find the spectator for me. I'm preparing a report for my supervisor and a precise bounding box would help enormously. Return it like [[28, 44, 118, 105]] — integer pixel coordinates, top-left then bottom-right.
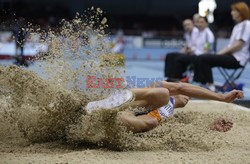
[[193, 2, 250, 91], [193, 13, 200, 27], [111, 35, 125, 54], [165, 17, 214, 81], [13, 17, 28, 67]]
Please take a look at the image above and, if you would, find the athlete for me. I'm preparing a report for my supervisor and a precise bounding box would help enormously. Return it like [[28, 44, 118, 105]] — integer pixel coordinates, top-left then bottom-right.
[[85, 81, 243, 133]]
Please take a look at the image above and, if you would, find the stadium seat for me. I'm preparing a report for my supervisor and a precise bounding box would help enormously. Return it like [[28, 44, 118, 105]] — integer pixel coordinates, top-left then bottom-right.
[[217, 63, 247, 92], [217, 43, 249, 92]]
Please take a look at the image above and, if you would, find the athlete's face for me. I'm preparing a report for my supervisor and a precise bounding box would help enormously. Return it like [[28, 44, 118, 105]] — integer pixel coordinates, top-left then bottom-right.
[[231, 9, 242, 23], [197, 18, 208, 30]]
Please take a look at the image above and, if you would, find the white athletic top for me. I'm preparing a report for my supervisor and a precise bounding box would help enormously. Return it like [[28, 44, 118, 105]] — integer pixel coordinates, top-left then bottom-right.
[[184, 27, 199, 52], [194, 27, 215, 55], [228, 20, 250, 66]]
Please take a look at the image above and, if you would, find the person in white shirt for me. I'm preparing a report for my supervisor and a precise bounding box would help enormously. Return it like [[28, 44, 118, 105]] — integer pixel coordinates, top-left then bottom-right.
[[193, 2, 250, 91], [165, 17, 214, 81], [111, 35, 125, 54], [194, 17, 215, 55], [182, 20, 199, 54], [193, 13, 200, 27]]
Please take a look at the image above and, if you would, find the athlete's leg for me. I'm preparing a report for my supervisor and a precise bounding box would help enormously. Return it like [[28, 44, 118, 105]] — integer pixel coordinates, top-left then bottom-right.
[[130, 88, 170, 110], [118, 95, 189, 133], [85, 87, 170, 114], [160, 81, 243, 102]]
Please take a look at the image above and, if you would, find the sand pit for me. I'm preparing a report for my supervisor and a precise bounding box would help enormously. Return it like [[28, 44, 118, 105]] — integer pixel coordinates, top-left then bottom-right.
[[0, 10, 250, 163], [1, 99, 250, 164]]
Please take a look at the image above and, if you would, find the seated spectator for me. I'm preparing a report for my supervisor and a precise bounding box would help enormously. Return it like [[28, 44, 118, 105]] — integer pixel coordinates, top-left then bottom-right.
[[165, 16, 214, 81], [111, 35, 125, 54], [193, 2, 250, 91], [193, 13, 200, 27]]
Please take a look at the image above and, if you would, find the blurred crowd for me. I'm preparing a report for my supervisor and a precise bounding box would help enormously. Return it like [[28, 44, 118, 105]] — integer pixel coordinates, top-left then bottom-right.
[[0, 1, 249, 89], [0, 0, 242, 38], [165, 2, 250, 92]]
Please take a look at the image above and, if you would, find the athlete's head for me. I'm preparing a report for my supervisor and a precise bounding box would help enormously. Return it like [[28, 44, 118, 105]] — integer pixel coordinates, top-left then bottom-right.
[[183, 19, 194, 33], [231, 2, 250, 23], [197, 16, 208, 31]]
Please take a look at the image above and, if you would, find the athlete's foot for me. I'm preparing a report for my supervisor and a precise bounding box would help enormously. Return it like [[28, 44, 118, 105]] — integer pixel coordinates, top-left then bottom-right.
[[173, 95, 190, 108], [223, 90, 244, 103], [85, 89, 134, 114]]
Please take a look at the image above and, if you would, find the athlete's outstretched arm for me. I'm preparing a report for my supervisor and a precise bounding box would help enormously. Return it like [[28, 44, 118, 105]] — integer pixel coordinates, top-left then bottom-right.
[[161, 81, 243, 103]]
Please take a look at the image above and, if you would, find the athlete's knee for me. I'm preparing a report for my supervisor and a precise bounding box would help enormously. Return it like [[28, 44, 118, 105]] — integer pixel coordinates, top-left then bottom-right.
[[158, 88, 170, 106], [147, 88, 169, 106]]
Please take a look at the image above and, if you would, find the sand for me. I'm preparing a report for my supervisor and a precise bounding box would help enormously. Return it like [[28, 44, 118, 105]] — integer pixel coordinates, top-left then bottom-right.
[[0, 67, 250, 164], [1, 96, 250, 163]]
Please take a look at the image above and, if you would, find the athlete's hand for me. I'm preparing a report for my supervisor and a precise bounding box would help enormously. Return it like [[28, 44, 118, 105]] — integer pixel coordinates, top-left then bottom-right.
[[223, 90, 244, 103]]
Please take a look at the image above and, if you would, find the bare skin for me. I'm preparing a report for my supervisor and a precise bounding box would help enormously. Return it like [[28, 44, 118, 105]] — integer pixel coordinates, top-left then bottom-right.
[[118, 95, 189, 133], [118, 81, 243, 133], [161, 81, 243, 102], [131, 81, 243, 108]]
